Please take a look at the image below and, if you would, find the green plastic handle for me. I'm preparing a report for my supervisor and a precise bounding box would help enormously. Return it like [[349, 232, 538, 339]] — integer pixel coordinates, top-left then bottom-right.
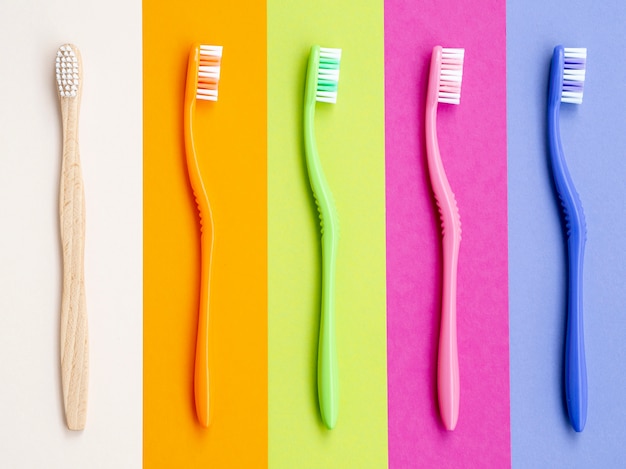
[[303, 45, 340, 430]]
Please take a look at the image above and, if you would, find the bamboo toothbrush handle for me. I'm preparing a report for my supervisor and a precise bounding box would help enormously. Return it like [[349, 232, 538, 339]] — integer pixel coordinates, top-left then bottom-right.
[[59, 97, 88, 431]]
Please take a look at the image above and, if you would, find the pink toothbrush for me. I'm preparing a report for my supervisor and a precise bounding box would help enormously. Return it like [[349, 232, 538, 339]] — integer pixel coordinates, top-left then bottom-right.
[[424, 46, 464, 431]]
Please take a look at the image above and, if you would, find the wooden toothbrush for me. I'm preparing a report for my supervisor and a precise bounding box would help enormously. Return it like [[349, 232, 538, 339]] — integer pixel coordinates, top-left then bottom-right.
[[56, 43, 88, 431]]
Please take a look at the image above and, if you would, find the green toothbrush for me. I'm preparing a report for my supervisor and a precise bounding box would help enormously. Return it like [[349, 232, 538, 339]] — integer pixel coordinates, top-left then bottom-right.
[[303, 45, 341, 430]]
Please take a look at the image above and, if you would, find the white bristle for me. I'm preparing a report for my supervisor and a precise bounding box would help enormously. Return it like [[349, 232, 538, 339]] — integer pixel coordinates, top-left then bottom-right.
[[199, 66, 220, 79], [200, 45, 223, 55], [196, 44, 222, 101], [316, 47, 341, 104], [438, 47, 464, 105], [564, 48, 587, 58], [55, 44, 79, 98], [197, 89, 217, 96], [561, 47, 586, 104], [561, 98, 583, 104], [320, 47, 341, 58]]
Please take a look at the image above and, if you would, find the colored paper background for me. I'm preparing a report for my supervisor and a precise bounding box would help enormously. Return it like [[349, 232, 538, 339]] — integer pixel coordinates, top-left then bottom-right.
[[267, 0, 388, 467], [0, 0, 142, 467], [507, 1, 626, 467], [4, 0, 626, 467], [385, 0, 510, 467], [143, 0, 267, 467]]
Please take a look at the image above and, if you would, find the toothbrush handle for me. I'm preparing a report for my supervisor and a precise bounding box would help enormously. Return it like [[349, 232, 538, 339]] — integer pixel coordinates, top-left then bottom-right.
[[59, 99, 89, 431], [318, 229, 339, 429], [425, 61, 461, 430], [194, 221, 213, 428], [184, 70, 214, 427], [303, 67, 340, 429], [565, 229, 587, 431], [547, 55, 587, 431], [438, 226, 460, 431]]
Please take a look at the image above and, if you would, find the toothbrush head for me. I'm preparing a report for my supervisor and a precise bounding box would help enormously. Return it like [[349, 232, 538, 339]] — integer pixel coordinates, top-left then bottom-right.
[[316, 47, 341, 104], [437, 48, 464, 105], [56, 44, 81, 99], [196, 44, 222, 101], [561, 48, 586, 104]]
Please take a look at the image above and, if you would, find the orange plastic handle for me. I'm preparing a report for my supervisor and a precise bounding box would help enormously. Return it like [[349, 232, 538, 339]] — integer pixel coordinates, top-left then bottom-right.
[[184, 45, 214, 428]]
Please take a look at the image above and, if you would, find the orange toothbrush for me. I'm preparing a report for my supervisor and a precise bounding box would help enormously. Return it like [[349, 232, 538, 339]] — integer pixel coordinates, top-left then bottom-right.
[[183, 43, 222, 427]]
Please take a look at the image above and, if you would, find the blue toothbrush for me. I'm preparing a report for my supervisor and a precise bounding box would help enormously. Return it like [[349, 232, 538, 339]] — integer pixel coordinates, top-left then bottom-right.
[[547, 45, 588, 432]]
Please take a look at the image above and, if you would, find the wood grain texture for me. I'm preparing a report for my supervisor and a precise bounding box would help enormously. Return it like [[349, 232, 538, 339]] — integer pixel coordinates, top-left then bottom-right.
[[58, 44, 88, 431]]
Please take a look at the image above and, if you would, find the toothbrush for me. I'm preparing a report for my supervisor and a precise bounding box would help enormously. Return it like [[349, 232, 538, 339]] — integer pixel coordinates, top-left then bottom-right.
[[184, 43, 223, 428], [547, 45, 588, 432], [424, 46, 464, 431], [56, 43, 89, 431], [303, 45, 341, 430]]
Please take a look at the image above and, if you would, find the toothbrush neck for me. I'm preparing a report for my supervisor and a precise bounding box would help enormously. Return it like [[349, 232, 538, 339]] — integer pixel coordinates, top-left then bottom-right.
[[548, 47, 564, 109], [426, 47, 442, 109]]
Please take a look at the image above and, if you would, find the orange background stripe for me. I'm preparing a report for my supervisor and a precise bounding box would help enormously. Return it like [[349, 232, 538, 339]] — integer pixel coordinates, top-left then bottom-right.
[[143, 1, 267, 466]]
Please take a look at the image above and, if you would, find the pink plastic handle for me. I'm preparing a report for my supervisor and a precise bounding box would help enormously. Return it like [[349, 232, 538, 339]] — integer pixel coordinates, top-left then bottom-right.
[[425, 46, 462, 431]]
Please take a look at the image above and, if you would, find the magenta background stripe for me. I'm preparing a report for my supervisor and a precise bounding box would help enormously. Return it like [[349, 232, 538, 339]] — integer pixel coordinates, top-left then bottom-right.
[[384, 0, 510, 467]]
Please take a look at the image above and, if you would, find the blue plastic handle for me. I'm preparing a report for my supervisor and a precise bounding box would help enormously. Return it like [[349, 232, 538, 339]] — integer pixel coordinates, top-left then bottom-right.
[[547, 45, 588, 432]]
